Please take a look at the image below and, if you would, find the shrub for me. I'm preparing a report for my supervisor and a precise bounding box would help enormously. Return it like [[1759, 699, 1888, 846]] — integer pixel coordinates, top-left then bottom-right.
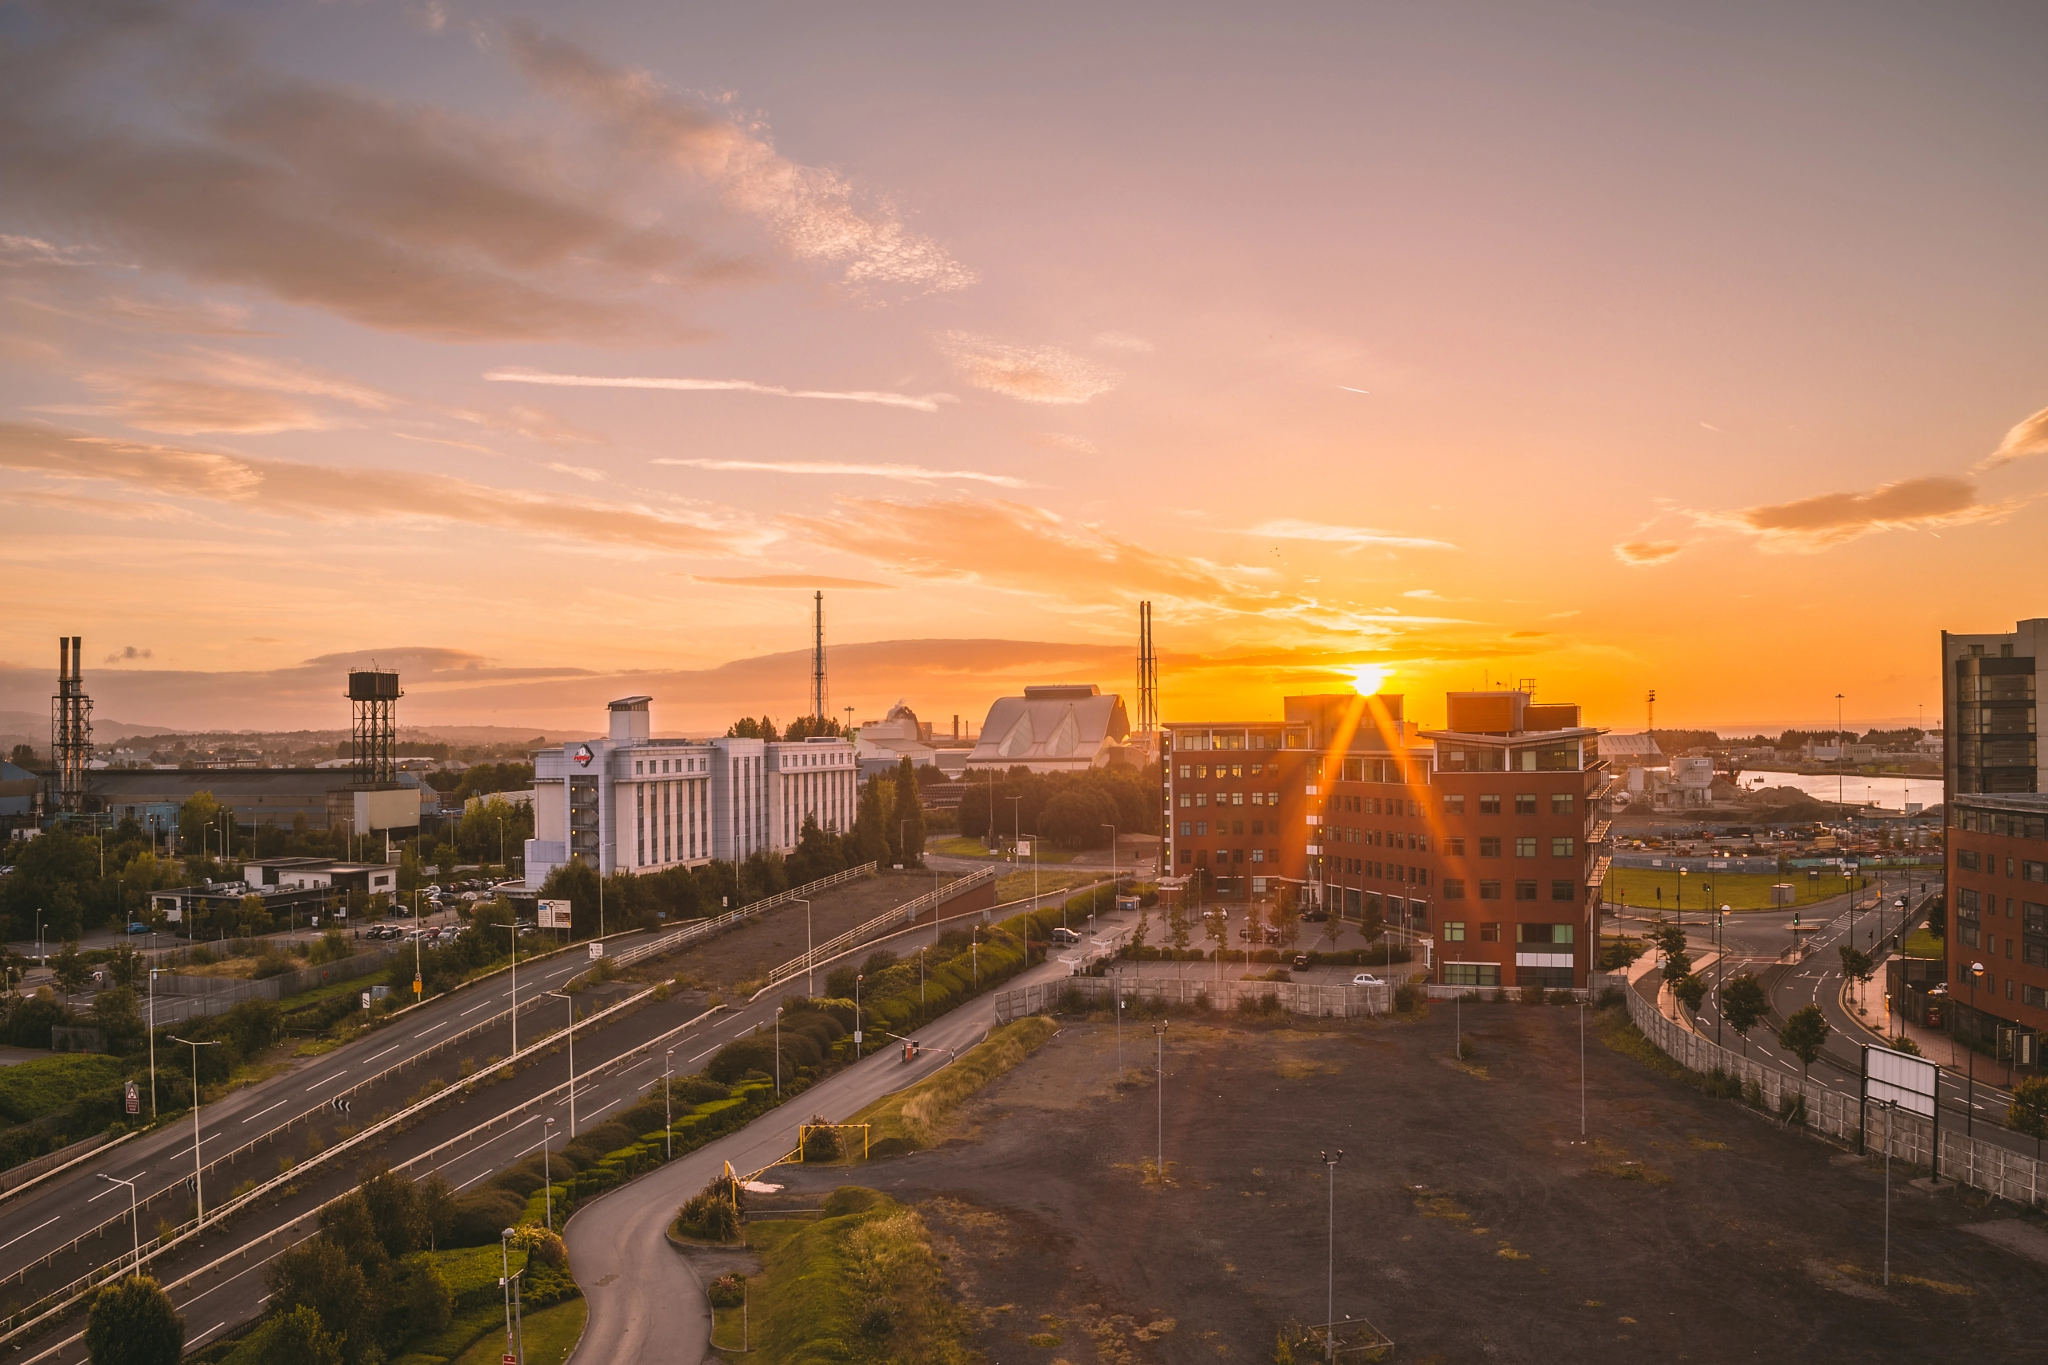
[[708, 1274, 746, 1309], [821, 1185, 886, 1218], [1392, 984, 1421, 1014], [1596, 986, 1625, 1009], [444, 1188, 525, 1247], [1520, 984, 1546, 1005], [1742, 1078, 1765, 1108], [1703, 1068, 1742, 1099], [1888, 1035, 1922, 1057], [1491, 988, 1509, 1004], [1549, 990, 1576, 1006], [1778, 1092, 1807, 1126], [676, 1174, 744, 1241], [801, 1116, 843, 1162]]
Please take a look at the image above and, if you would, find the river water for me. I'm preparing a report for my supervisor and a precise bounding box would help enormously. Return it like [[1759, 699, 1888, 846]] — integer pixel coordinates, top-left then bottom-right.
[[1741, 769, 1942, 813]]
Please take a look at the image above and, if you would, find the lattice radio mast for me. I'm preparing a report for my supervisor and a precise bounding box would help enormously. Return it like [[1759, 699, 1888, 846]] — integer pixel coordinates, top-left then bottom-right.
[[1137, 601, 1158, 734], [348, 669, 402, 785], [51, 636, 92, 814], [811, 591, 830, 725]]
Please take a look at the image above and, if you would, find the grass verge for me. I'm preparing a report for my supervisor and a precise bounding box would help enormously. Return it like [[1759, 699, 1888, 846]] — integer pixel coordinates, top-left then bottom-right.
[[448, 1298, 586, 1365], [1604, 869, 1847, 911], [0, 1053, 125, 1123], [725, 1187, 974, 1365], [847, 1016, 1058, 1155]]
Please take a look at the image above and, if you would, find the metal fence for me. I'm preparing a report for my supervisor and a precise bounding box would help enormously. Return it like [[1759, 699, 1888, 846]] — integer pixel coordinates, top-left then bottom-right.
[[994, 972, 1390, 1021], [767, 866, 997, 986], [1623, 985, 2044, 1208], [608, 862, 879, 971]]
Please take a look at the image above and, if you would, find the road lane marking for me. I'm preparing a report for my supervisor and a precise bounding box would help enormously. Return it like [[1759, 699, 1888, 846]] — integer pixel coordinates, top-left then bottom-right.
[[687, 1044, 719, 1062], [455, 1168, 494, 1191], [618, 1057, 652, 1073], [364, 1043, 405, 1064], [414, 1021, 447, 1038], [240, 1098, 290, 1124], [581, 1097, 620, 1123], [305, 1073, 343, 1092], [0, 1216, 60, 1253], [187, 1323, 227, 1346]]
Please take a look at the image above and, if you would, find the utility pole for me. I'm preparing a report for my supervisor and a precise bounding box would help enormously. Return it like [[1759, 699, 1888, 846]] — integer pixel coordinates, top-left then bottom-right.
[[168, 1035, 221, 1219], [1321, 1148, 1343, 1363]]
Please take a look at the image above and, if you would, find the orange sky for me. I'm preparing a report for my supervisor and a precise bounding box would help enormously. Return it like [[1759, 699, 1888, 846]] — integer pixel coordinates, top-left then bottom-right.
[[2, 2, 2045, 736]]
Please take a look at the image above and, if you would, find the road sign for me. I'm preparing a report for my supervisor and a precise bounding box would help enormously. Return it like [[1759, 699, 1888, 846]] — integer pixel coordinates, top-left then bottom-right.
[[361, 991, 372, 1011], [1863, 1043, 1937, 1118], [412, 975, 423, 996], [503, 1355, 517, 1364], [588, 941, 604, 960], [330, 1096, 352, 1115], [538, 899, 571, 930], [124, 1081, 139, 1115]]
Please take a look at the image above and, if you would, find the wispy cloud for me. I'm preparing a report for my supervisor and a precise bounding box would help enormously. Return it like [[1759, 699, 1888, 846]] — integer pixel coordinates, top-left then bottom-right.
[[1244, 519, 1456, 551], [486, 369, 947, 413], [1613, 539, 1686, 565], [1978, 404, 2048, 471], [1032, 433, 1099, 455], [654, 457, 1028, 488], [1705, 475, 2011, 550], [506, 27, 973, 294], [941, 333, 1120, 405], [46, 378, 331, 435], [0, 421, 765, 557], [688, 573, 893, 590], [1093, 331, 1154, 353]]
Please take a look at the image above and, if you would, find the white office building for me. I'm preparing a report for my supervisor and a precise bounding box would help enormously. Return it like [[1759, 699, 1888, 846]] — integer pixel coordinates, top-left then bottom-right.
[[524, 696, 858, 886]]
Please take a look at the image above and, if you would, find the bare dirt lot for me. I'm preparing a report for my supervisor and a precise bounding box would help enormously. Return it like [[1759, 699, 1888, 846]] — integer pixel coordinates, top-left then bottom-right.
[[758, 1001, 2048, 1363]]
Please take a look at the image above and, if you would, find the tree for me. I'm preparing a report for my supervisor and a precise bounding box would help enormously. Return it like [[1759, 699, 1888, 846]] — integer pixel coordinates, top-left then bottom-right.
[[891, 756, 926, 866], [1168, 901, 1191, 976], [85, 1275, 184, 1365], [7, 743, 33, 768], [52, 940, 90, 995], [1130, 905, 1151, 954], [851, 775, 892, 865], [1776, 1004, 1831, 1083], [92, 985, 145, 1054], [266, 1238, 371, 1363], [1719, 973, 1768, 1056], [1648, 922, 1692, 985], [1274, 895, 1300, 956], [1837, 944, 1874, 994], [1672, 973, 1707, 1013], [219, 1306, 341, 1365], [2008, 1075, 2048, 1161], [536, 858, 599, 939]]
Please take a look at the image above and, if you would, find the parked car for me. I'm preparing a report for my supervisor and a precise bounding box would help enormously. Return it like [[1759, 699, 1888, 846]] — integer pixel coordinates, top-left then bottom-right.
[[125, 921, 151, 935], [1050, 927, 1083, 945], [1301, 909, 1328, 922], [1292, 954, 1310, 969], [1351, 973, 1385, 987]]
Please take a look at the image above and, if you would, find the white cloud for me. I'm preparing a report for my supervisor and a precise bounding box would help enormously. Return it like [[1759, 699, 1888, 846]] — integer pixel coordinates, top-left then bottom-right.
[[654, 458, 1030, 488], [1244, 519, 1456, 552], [485, 369, 947, 412], [941, 333, 1119, 405]]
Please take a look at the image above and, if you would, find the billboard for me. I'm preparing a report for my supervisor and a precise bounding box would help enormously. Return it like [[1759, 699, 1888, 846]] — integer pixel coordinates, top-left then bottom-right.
[[538, 899, 571, 930], [1863, 1043, 1937, 1119]]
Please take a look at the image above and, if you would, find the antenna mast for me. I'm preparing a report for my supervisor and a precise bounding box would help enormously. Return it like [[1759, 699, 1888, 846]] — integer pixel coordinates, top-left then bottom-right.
[[51, 636, 93, 814], [1137, 601, 1158, 734], [811, 591, 829, 724], [1646, 688, 1656, 734]]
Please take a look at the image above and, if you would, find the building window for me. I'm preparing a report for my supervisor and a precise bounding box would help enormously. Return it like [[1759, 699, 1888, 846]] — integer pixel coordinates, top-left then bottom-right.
[[1515, 794, 1537, 815], [1480, 921, 1501, 942], [1551, 793, 1574, 815], [1446, 837, 1466, 856], [1515, 880, 1538, 901], [1480, 837, 1502, 858], [1443, 794, 1466, 814], [1232, 791, 1245, 806], [1552, 837, 1574, 858], [1233, 848, 1245, 863], [1515, 837, 1537, 858], [1444, 878, 1466, 899], [1551, 880, 1576, 902], [1196, 821, 1208, 835], [1196, 792, 1208, 808], [1179, 794, 1192, 808], [1180, 821, 1193, 836], [1251, 848, 1265, 863], [1444, 963, 1499, 987], [1479, 880, 1502, 900], [1443, 921, 1466, 942], [1518, 923, 1574, 944], [1958, 850, 1979, 871], [1179, 848, 1191, 864], [1179, 764, 1192, 777], [1480, 795, 1501, 815], [1251, 820, 1264, 835]]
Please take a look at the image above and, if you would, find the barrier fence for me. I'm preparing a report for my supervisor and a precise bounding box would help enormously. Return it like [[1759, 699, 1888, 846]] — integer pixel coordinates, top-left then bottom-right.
[[608, 862, 878, 971], [995, 972, 1390, 1021], [767, 866, 997, 987], [1623, 984, 2044, 1208]]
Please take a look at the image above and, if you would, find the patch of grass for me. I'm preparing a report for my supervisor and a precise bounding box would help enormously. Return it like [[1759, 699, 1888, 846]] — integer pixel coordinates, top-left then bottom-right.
[[1277, 1058, 1340, 1080], [1027, 1331, 1062, 1347], [742, 1188, 976, 1365], [449, 1298, 586, 1365], [1688, 1136, 1730, 1151], [1589, 1140, 1673, 1185], [930, 836, 1002, 859], [1597, 1010, 1693, 1084], [1496, 1241, 1530, 1260], [994, 868, 1094, 903], [0, 1053, 125, 1123], [1413, 1188, 1470, 1222], [848, 1016, 1057, 1154], [1606, 869, 1848, 911], [1901, 928, 1944, 959]]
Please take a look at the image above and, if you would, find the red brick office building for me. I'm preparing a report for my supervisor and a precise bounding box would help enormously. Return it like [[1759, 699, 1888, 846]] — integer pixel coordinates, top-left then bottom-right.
[[1944, 793, 2048, 1052], [1421, 691, 1611, 991], [1163, 719, 1315, 902]]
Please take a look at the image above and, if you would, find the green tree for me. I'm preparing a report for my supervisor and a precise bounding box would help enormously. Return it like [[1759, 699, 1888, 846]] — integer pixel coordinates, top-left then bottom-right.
[[177, 791, 224, 855], [219, 1306, 341, 1365], [1649, 922, 1692, 984], [851, 774, 892, 865], [52, 940, 91, 994], [2007, 1075, 2048, 1161], [537, 858, 600, 939], [1274, 895, 1300, 956], [1719, 973, 1769, 1056], [1837, 944, 1874, 992], [92, 985, 145, 1054], [891, 756, 926, 866], [1776, 1004, 1832, 1084], [266, 1238, 371, 1364], [7, 743, 33, 768], [1672, 973, 1707, 1013], [85, 1275, 184, 1365]]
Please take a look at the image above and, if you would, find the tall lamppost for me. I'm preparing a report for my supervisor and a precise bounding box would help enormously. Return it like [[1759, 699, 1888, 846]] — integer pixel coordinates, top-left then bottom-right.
[[1963, 961, 1985, 1138], [1006, 795, 1022, 864], [500, 1228, 519, 1364], [1320, 1148, 1343, 1363], [167, 1034, 221, 1219], [1715, 905, 1730, 1048], [147, 966, 158, 1118], [545, 990, 576, 1136], [774, 1007, 782, 1096], [97, 1173, 140, 1274], [854, 974, 864, 1059], [663, 1048, 674, 1160], [542, 1118, 555, 1230], [489, 919, 519, 1056], [1677, 866, 1686, 936], [796, 898, 813, 993], [1152, 1021, 1169, 1178], [1103, 823, 1118, 900]]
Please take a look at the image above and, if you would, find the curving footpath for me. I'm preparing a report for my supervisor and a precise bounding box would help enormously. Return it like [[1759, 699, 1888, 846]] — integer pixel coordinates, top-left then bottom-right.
[[563, 905, 1132, 1365]]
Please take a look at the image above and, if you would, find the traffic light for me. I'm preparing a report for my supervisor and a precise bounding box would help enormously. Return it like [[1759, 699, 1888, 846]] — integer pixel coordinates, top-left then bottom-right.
[[1792, 912, 1800, 928]]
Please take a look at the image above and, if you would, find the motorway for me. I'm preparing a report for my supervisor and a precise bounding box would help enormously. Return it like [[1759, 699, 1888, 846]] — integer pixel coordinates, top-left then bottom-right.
[[5, 880, 1101, 1364], [563, 896, 1145, 1365], [1611, 873, 2029, 1156]]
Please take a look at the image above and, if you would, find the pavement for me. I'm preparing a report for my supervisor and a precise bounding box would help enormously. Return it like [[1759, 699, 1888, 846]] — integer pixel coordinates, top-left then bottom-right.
[[562, 890, 1143, 1365]]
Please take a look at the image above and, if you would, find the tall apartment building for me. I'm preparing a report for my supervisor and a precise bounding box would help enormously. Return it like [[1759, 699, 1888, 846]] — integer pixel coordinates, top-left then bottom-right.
[[1942, 619, 2045, 795], [1162, 719, 1314, 901], [1944, 793, 2048, 1054], [525, 696, 857, 886], [1421, 691, 1610, 991]]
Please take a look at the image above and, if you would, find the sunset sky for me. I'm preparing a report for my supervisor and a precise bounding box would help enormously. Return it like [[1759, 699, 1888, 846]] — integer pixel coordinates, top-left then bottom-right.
[[3, 0, 2046, 737]]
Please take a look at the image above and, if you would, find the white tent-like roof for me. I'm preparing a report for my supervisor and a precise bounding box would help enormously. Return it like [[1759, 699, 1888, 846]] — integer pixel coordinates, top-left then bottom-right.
[[966, 685, 1131, 772]]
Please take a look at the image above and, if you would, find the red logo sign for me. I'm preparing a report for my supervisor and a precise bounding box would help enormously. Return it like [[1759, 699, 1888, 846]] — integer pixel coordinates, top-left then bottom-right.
[[573, 744, 594, 767]]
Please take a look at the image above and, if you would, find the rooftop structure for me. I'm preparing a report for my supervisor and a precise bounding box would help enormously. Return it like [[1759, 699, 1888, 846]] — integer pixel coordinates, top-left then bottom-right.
[[967, 684, 1134, 773]]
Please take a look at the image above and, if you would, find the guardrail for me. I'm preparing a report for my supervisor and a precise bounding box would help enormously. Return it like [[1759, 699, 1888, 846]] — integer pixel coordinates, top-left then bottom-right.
[[994, 973, 1388, 1021], [1623, 981, 2043, 1208], [608, 862, 878, 971], [766, 866, 997, 987]]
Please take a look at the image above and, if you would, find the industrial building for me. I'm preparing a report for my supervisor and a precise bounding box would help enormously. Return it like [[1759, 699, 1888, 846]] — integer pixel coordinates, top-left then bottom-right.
[[966, 684, 1135, 772], [524, 696, 857, 884], [89, 768, 425, 843]]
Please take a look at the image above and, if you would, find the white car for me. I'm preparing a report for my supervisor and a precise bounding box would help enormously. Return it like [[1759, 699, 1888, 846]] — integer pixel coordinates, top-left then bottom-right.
[[1351, 973, 1385, 987]]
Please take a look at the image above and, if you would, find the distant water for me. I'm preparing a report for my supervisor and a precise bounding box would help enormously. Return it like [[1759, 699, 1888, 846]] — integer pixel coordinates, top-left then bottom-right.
[[1742, 769, 1942, 813]]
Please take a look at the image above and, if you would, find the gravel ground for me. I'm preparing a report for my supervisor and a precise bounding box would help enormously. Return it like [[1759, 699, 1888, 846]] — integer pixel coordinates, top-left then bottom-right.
[[758, 1001, 2048, 1364]]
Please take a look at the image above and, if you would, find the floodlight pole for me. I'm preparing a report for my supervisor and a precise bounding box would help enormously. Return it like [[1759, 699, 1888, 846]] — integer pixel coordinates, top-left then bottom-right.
[[774, 1007, 783, 1096], [1321, 1148, 1343, 1363], [97, 1174, 140, 1274], [168, 1035, 220, 1219], [543, 1118, 554, 1230], [664, 1049, 674, 1160], [547, 990, 576, 1136], [1153, 1022, 1168, 1176]]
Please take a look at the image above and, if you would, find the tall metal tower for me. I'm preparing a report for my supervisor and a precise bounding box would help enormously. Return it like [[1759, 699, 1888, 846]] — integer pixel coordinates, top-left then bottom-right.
[[348, 670, 402, 785], [811, 591, 830, 725], [50, 636, 92, 814], [1646, 688, 1656, 734], [1136, 601, 1158, 734]]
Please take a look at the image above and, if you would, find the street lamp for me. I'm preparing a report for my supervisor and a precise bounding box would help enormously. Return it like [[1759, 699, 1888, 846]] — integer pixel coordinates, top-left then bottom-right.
[[854, 974, 864, 1059], [542, 1117, 555, 1230], [1963, 961, 1985, 1137], [663, 1048, 675, 1160], [97, 1173, 140, 1274], [148, 967, 158, 1119], [500, 1228, 520, 1365], [488, 919, 520, 1056], [1152, 1021, 1169, 1179], [1715, 905, 1730, 1048], [796, 898, 813, 994], [545, 990, 577, 1137], [1320, 1149, 1343, 1364], [167, 1035, 221, 1219], [1103, 823, 1118, 902], [1006, 795, 1021, 863], [773, 1008, 782, 1097], [1677, 867, 1686, 934]]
